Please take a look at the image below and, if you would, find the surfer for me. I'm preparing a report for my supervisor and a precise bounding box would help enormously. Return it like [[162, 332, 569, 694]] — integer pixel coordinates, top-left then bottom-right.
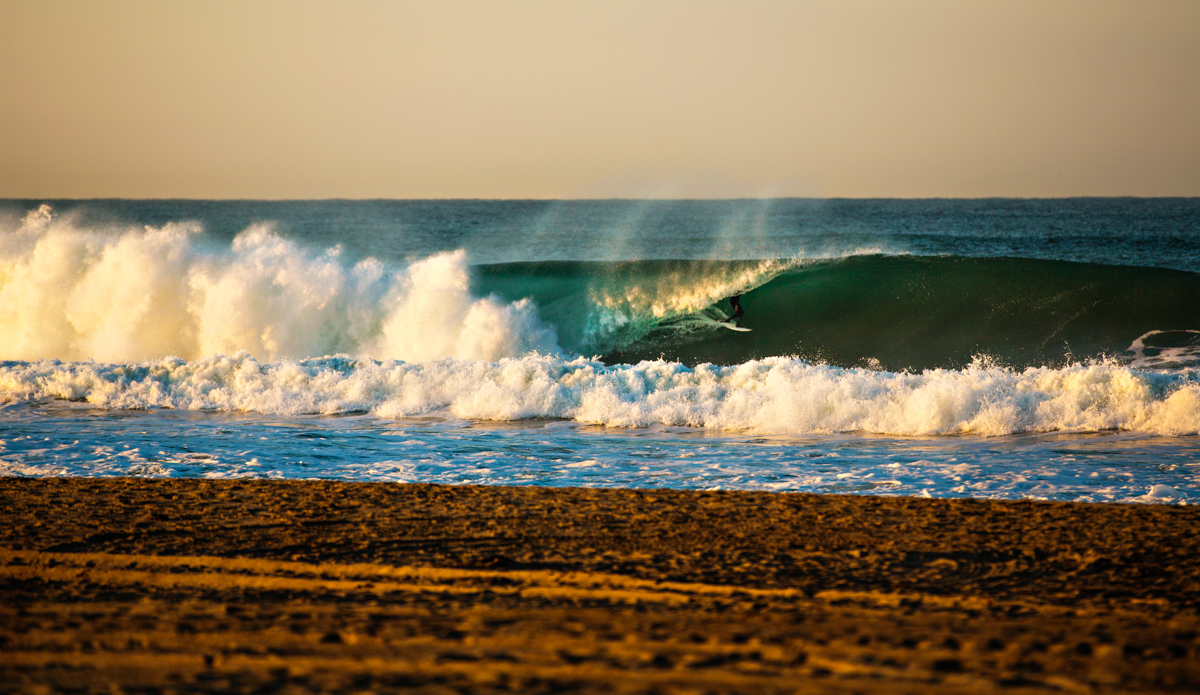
[[725, 294, 744, 327]]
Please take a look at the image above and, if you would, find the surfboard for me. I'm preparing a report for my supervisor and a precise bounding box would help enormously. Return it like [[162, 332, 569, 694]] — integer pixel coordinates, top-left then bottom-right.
[[699, 315, 751, 332], [708, 318, 751, 332]]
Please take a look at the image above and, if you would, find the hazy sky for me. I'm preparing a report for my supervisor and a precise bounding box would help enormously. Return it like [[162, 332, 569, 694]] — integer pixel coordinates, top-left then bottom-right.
[[2, 0, 1197, 198]]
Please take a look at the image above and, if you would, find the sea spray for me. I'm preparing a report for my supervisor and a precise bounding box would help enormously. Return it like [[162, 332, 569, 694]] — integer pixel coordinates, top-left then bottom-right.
[[0, 206, 559, 363]]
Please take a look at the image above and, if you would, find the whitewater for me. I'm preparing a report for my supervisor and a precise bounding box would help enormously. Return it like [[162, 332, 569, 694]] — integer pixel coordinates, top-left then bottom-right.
[[2, 199, 1198, 503]]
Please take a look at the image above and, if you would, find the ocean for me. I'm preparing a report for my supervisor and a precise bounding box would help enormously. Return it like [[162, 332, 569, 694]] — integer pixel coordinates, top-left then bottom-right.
[[1, 198, 1198, 503]]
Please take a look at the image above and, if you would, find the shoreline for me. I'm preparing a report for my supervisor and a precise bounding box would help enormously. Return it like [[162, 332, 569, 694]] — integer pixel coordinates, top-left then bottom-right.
[[3, 477, 1199, 693]]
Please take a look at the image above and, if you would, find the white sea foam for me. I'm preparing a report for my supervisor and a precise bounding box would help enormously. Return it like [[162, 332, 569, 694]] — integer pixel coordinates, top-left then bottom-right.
[[0, 205, 559, 363], [1, 354, 1196, 436], [1126, 330, 1200, 370]]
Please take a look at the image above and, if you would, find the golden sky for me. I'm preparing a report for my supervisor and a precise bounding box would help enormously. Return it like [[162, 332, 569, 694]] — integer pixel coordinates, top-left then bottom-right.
[[1, 0, 1197, 198]]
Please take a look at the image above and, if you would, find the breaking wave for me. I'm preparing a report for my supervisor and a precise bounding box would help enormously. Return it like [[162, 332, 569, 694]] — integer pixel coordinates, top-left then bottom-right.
[[6, 205, 1198, 372], [2, 204, 1199, 437], [0, 205, 559, 363], [2, 353, 1197, 436]]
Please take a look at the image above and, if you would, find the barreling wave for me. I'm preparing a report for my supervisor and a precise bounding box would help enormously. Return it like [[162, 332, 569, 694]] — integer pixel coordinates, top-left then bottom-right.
[[3, 204, 1198, 372], [3, 205, 1199, 437], [2, 353, 1198, 436], [475, 256, 1200, 371], [472, 257, 807, 356]]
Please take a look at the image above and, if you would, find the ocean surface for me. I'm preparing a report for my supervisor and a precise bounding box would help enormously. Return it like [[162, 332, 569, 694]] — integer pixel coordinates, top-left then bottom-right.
[[1, 198, 1198, 503]]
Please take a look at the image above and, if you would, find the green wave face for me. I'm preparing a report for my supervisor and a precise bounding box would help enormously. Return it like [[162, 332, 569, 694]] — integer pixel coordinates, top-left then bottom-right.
[[474, 256, 1200, 371], [473, 258, 802, 355]]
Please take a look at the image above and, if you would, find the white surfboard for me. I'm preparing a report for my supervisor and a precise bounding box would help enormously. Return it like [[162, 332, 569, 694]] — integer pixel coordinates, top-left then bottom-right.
[[707, 317, 751, 332]]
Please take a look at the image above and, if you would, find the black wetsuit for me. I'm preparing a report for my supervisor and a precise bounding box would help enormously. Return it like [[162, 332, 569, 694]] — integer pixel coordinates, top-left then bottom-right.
[[728, 294, 744, 327]]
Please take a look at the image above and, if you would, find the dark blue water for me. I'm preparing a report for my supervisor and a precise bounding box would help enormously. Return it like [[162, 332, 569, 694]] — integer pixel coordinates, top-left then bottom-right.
[[5, 198, 1199, 269]]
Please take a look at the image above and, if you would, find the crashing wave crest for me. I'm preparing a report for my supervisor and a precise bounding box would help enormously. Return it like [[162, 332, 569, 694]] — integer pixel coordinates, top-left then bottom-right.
[[0, 205, 559, 363], [2, 353, 1196, 436]]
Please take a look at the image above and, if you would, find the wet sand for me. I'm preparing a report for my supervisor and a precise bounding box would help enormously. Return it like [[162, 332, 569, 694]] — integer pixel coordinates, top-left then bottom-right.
[[2, 477, 1198, 693]]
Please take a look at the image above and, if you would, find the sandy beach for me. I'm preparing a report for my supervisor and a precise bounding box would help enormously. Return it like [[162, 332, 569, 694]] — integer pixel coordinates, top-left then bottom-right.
[[2, 477, 1198, 693]]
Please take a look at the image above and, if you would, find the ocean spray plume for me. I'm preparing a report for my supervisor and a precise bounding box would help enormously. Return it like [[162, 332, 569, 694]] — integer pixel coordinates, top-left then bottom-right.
[[0, 207, 560, 363], [0, 205, 202, 362], [1, 354, 1196, 436], [372, 250, 559, 362]]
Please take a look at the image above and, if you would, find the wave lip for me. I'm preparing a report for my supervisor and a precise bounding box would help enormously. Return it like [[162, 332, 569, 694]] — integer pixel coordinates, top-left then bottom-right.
[[2, 354, 1197, 437]]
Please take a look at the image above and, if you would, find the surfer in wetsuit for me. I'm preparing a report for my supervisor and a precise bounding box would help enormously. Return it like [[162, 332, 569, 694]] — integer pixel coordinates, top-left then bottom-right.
[[726, 294, 744, 327]]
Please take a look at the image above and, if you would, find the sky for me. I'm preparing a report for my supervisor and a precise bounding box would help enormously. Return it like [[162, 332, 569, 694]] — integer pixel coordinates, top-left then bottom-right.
[[1, 0, 1198, 199]]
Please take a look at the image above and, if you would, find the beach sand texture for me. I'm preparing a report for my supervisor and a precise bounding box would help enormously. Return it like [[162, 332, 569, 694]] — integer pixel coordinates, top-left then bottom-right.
[[2, 477, 1198, 693]]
